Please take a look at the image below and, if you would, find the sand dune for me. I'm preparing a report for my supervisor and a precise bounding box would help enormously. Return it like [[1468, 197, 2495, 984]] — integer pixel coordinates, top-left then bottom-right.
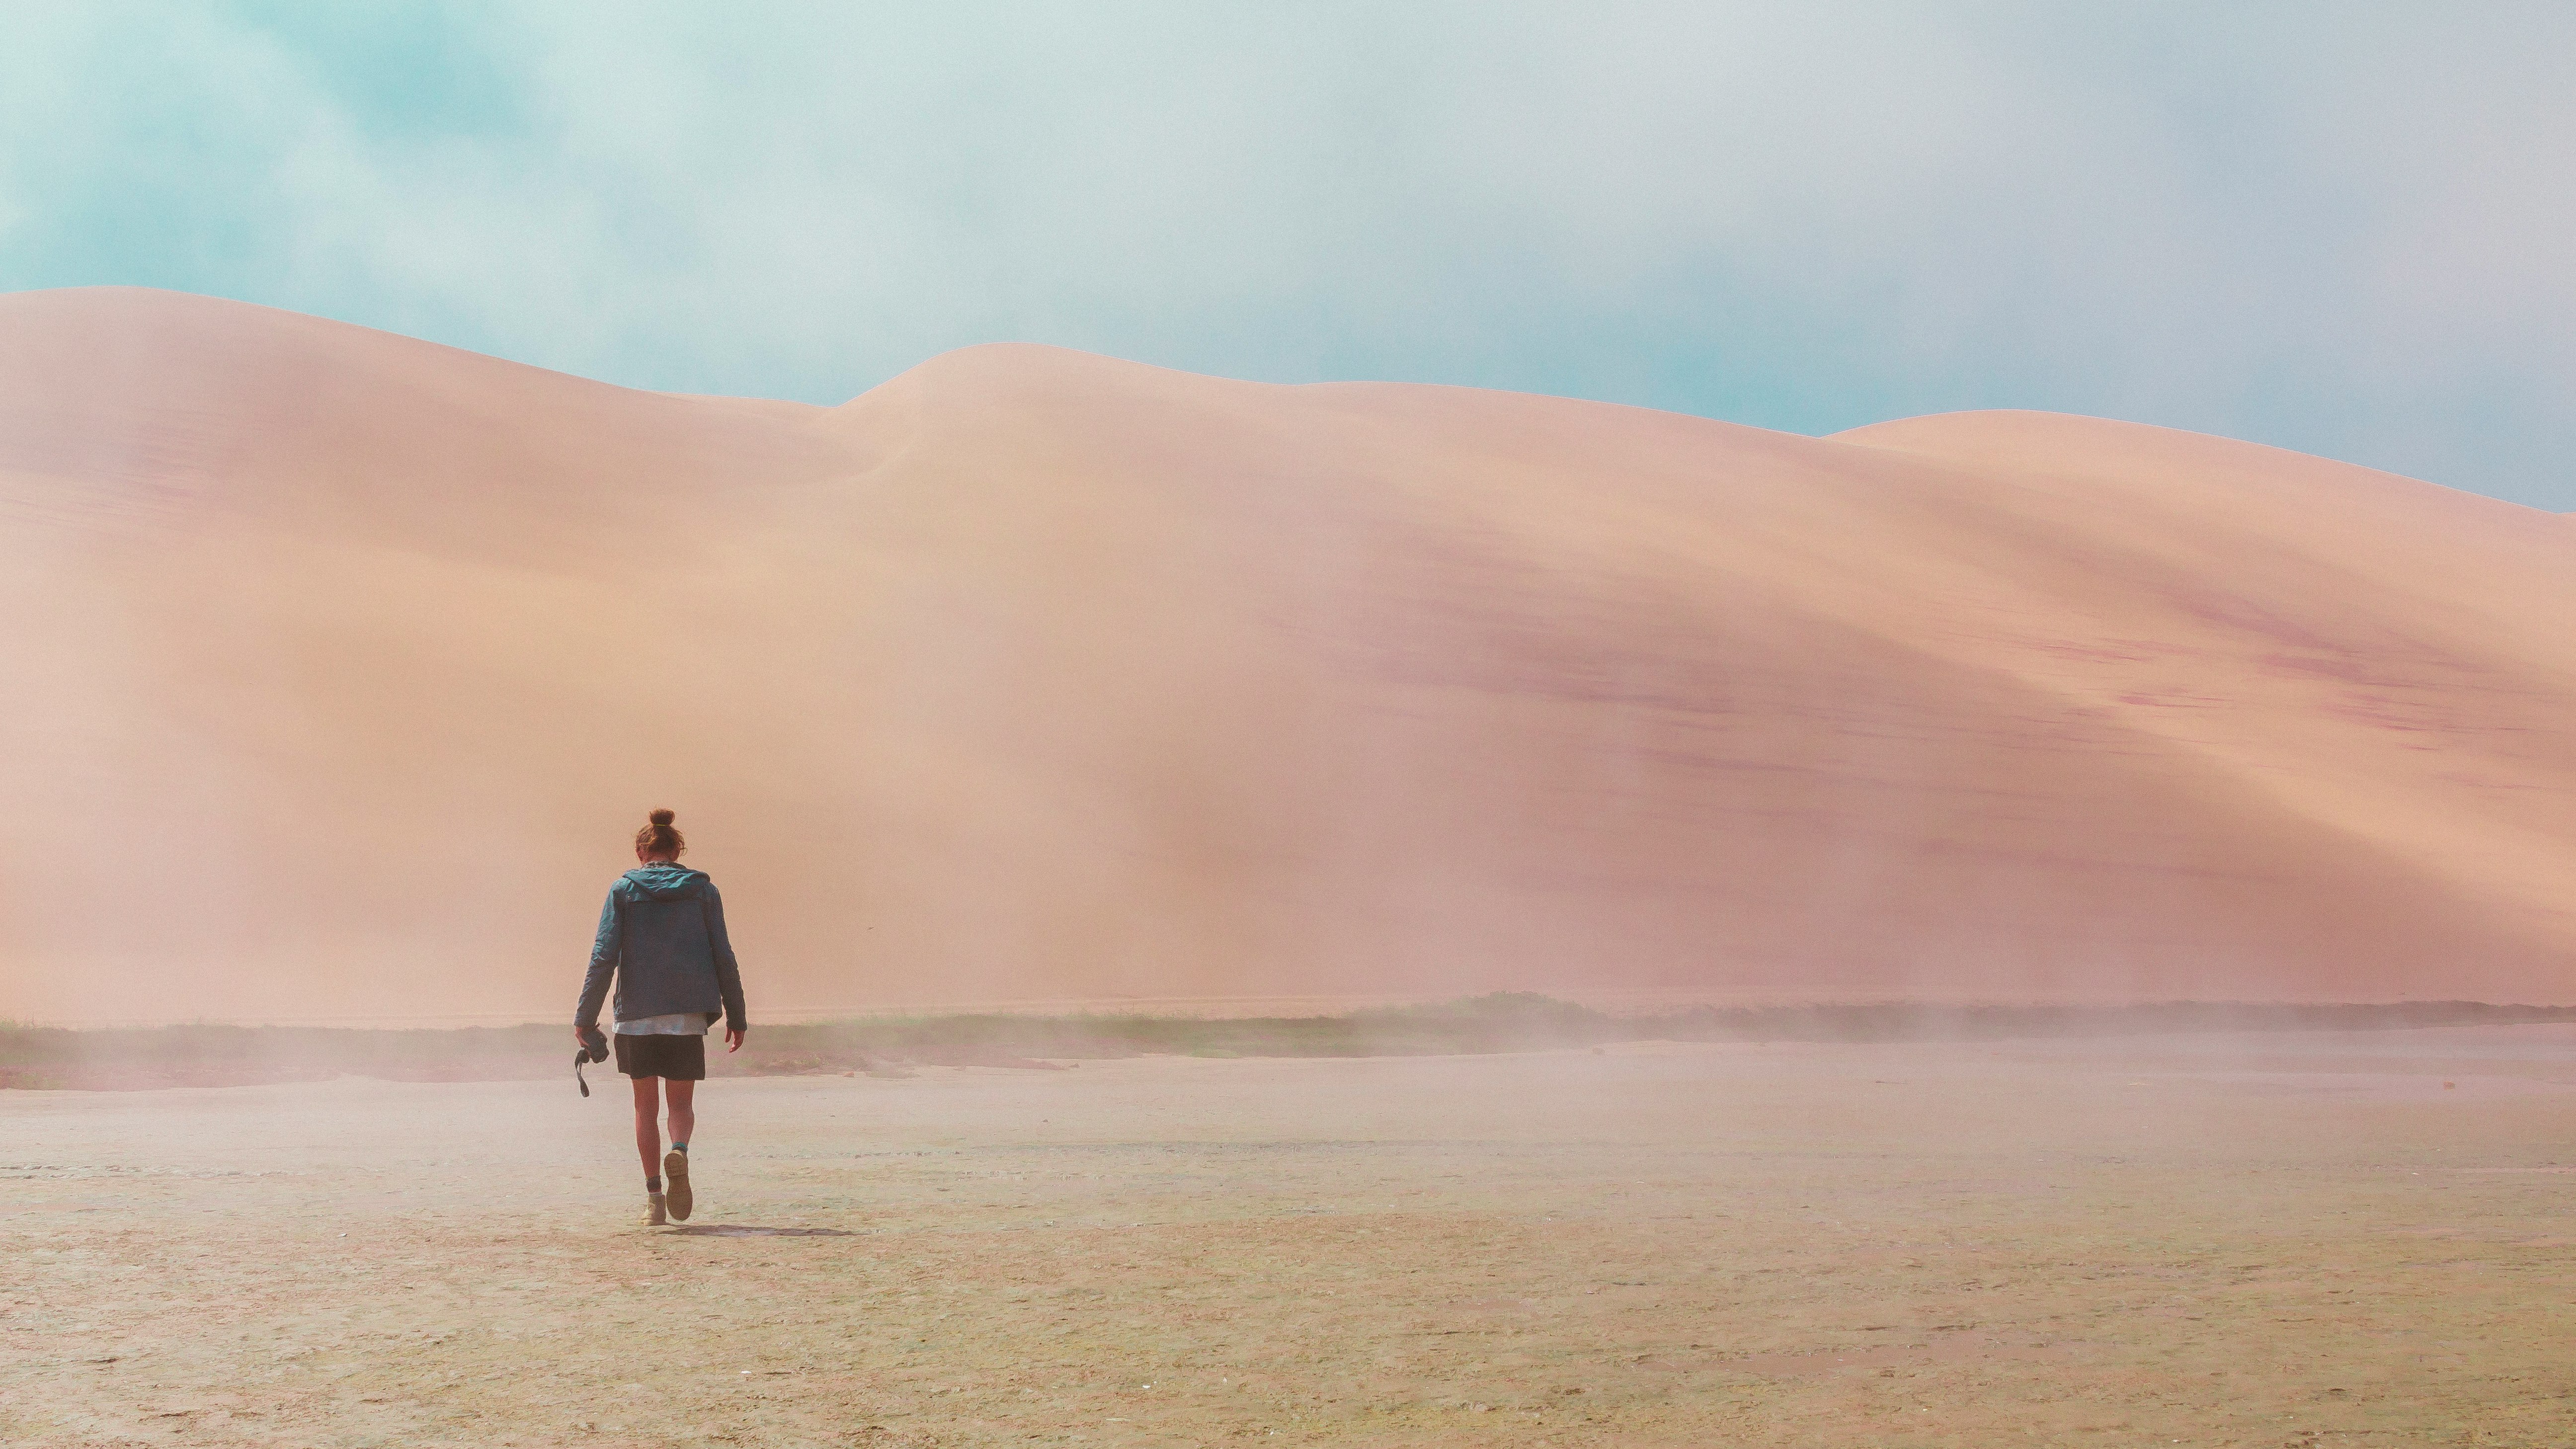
[[1, 287, 2569, 1024]]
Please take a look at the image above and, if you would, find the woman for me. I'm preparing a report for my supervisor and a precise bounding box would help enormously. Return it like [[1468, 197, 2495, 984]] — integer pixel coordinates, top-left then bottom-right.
[[574, 808, 749, 1226]]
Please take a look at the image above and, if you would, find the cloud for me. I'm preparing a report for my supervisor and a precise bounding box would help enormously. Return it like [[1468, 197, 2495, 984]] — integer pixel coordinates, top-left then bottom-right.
[[1, 1, 2570, 506]]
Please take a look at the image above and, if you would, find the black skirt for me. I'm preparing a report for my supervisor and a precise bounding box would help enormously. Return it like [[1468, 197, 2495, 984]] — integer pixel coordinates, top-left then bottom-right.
[[613, 1032, 707, 1081]]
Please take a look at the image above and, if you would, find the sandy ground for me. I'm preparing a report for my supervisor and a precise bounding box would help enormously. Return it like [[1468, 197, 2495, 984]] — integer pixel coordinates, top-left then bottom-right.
[[7, 1031, 2576, 1448]]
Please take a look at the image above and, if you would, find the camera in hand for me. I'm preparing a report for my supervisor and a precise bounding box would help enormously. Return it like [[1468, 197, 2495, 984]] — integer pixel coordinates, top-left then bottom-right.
[[575, 1026, 609, 1096]]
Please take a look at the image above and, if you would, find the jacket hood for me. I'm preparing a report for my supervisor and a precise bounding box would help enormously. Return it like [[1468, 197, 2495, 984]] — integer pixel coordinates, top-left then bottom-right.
[[620, 863, 710, 901]]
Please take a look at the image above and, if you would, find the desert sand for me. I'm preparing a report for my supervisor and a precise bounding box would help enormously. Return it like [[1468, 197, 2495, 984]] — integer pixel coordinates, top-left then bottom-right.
[[2, 287, 2573, 1024], [8, 1033, 2576, 1446]]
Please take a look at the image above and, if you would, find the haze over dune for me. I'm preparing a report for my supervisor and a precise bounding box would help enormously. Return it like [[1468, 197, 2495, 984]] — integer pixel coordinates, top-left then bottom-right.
[[2, 288, 2570, 1025]]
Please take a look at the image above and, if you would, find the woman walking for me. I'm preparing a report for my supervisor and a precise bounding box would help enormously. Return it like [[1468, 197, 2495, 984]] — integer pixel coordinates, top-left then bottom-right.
[[575, 808, 749, 1226]]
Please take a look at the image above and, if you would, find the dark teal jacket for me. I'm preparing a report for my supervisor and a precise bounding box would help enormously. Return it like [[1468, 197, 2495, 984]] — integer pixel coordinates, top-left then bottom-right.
[[574, 864, 748, 1033]]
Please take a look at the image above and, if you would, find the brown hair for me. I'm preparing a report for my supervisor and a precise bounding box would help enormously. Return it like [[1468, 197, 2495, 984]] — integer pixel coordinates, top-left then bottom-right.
[[635, 807, 685, 859]]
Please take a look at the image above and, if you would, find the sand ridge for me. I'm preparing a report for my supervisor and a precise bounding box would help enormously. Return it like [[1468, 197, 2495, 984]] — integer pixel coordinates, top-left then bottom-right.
[[2, 287, 2571, 1023]]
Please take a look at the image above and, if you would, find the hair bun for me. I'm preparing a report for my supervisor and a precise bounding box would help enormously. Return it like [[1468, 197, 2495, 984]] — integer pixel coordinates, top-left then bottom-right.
[[648, 808, 676, 827]]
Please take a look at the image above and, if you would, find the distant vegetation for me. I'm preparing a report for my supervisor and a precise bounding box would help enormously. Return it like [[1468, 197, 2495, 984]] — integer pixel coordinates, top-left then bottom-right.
[[5, 993, 2573, 1090]]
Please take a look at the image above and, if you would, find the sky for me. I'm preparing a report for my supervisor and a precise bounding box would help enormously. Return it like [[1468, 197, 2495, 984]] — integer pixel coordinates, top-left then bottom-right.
[[2, 1, 2571, 508]]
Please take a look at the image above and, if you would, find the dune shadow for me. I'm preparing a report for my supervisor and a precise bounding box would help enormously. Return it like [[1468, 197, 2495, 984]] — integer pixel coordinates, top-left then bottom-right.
[[665, 1223, 854, 1237]]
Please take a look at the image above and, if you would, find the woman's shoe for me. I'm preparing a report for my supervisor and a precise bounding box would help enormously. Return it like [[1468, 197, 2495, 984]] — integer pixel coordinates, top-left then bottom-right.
[[663, 1151, 693, 1221], [644, 1191, 668, 1227]]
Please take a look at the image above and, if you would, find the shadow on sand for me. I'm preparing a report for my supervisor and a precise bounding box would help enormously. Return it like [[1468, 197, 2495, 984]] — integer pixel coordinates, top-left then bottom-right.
[[665, 1224, 854, 1237]]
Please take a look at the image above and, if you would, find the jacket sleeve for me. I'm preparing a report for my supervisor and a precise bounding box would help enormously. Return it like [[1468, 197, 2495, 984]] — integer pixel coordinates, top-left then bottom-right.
[[574, 887, 621, 1029], [703, 883, 748, 1034]]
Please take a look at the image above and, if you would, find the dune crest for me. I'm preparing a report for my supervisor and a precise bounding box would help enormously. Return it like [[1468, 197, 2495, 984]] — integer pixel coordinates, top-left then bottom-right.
[[2, 288, 2570, 1024]]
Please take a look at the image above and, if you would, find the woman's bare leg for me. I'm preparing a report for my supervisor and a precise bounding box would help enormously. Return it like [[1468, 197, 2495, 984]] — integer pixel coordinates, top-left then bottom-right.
[[630, 1075, 663, 1183], [664, 1077, 697, 1149]]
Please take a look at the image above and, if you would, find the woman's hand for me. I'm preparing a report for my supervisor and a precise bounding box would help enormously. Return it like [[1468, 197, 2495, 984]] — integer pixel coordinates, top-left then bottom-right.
[[726, 1027, 746, 1053]]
